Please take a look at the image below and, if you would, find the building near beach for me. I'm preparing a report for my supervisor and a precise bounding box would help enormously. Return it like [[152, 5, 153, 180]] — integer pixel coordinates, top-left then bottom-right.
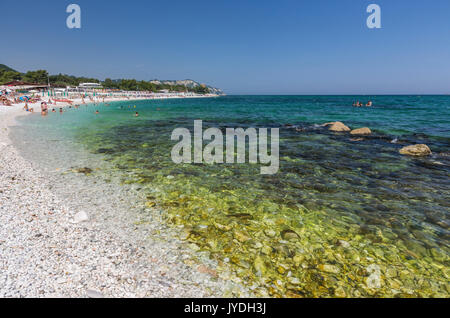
[[1, 81, 48, 91], [78, 83, 103, 89]]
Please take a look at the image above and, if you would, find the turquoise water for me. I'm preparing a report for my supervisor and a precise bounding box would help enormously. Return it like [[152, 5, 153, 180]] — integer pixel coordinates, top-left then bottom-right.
[[15, 96, 450, 297]]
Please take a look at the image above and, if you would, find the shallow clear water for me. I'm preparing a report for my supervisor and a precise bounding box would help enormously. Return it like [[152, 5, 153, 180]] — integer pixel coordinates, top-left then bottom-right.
[[13, 96, 450, 297]]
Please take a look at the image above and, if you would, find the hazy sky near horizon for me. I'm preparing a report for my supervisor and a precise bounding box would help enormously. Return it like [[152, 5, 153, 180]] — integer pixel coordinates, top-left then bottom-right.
[[1, 0, 449, 94]]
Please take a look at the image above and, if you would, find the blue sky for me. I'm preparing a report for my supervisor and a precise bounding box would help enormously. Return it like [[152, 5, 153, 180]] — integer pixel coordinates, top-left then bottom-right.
[[1, 0, 449, 94]]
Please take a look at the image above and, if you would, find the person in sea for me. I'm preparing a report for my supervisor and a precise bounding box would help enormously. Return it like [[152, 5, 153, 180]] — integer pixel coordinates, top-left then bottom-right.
[[40, 102, 48, 116], [95, 110, 99, 115], [135, 112, 139, 117], [366, 101, 373, 107]]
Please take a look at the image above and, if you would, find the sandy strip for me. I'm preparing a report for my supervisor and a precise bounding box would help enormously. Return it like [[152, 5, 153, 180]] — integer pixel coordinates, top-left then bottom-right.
[[0, 97, 247, 298]]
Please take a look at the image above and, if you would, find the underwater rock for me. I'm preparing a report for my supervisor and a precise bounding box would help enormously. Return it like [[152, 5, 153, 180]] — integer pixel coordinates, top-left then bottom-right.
[[337, 240, 351, 248], [288, 277, 301, 285], [261, 246, 272, 255], [273, 243, 291, 256], [399, 144, 432, 156], [228, 213, 253, 220], [214, 222, 231, 231], [187, 243, 200, 251], [350, 127, 372, 135], [293, 255, 305, 267], [322, 122, 351, 132], [145, 201, 156, 208], [180, 228, 192, 240], [253, 256, 266, 276], [281, 229, 300, 241], [234, 231, 251, 243], [334, 286, 346, 298], [264, 229, 277, 238], [277, 264, 289, 274], [318, 264, 340, 274], [385, 268, 398, 278], [75, 167, 93, 175]]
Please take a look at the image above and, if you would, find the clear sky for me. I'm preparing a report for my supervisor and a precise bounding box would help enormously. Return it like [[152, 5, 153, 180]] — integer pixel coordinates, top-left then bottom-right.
[[1, 0, 449, 94]]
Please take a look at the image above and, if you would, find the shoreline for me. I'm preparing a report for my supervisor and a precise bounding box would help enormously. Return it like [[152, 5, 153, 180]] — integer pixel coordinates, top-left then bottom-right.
[[0, 96, 248, 298]]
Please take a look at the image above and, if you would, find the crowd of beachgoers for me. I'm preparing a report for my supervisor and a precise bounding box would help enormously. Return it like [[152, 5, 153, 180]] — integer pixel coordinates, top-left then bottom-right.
[[0, 88, 219, 115]]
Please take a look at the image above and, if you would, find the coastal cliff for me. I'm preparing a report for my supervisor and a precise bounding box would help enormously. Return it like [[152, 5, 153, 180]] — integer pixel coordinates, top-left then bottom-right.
[[149, 79, 225, 95]]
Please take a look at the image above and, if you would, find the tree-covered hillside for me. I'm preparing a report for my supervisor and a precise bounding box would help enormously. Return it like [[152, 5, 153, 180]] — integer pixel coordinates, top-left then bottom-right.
[[0, 65, 218, 94]]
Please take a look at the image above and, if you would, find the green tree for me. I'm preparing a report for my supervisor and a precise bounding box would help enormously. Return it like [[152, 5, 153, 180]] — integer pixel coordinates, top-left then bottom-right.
[[23, 70, 49, 84], [0, 70, 22, 84]]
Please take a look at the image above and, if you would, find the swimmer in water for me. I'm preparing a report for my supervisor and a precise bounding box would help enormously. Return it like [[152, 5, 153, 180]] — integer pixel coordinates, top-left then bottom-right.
[[59, 108, 63, 114], [95, 110, 99, 114], [135, 112, 139, 117]]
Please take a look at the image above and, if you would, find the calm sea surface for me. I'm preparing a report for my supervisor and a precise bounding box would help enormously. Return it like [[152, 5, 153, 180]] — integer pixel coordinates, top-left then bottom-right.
[[13, 95, 450, 297]]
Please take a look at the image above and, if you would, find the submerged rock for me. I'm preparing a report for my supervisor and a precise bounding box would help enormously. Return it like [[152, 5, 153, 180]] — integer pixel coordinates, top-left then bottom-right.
[[318, 264, 340, 274], [75, 167, 93, 175], [253, 256, 266, 276], [350, 127, 372, 135], [334, 286, 346, 298], [264, 229, 277, 238], [322, 122, 351, 132], [234, 231, 251, 243], [281, 229, 300, 241], [399, 144, 432, 156]]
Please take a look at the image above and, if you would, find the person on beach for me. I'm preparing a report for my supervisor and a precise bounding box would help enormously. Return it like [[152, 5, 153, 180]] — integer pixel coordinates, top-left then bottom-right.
[[23, 102, 33, 112]]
